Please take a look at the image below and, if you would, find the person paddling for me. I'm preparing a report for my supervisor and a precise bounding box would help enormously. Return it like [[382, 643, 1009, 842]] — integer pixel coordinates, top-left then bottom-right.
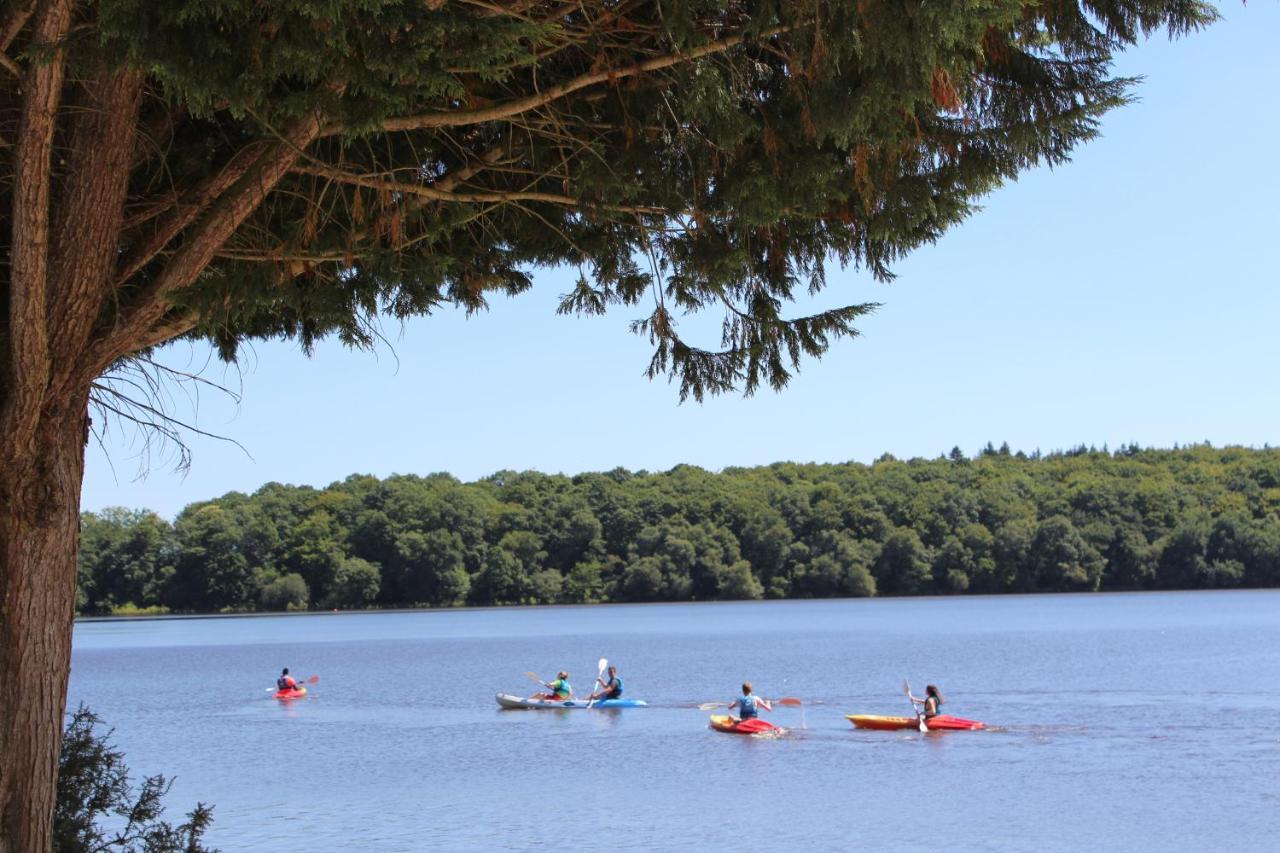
[[728, 681, 771, 722], [276, 668, 300, 692], [589, 665, 623, 701], [908, 684, 944, 719], [536, 671, 572, 701]]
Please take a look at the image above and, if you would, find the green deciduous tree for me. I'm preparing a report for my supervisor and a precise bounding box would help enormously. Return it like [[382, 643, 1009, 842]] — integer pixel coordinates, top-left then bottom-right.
[[471, 546, 526, 606], [392, 529, 469, 606], [325, 556, 382, 609], [619, 557, 666, 602], [1102, 526, 1156, 589], [793, 530, 877, 597], [1029, 516, 1104, 592], [1155, 523, 1209, 589], [563, 560, 605, 604], [165, 505, 255, 611], [258, 572, 310, 611], [873, 528, 931, 595], [69, 446, 1280, 616], [77, 509, 175, 614], [279, 510, 344, 604], [716, 560, 765, 600]]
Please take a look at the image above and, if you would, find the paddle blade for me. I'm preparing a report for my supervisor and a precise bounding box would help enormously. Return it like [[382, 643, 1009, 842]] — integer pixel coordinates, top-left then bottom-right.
[[903, 679, 912, 696], [698, 702, 725, 711], [524, 671, 543, 685], [774, 697, 802, 707], [918, 716, 928, 733], [597, 658, 608, 674], [306, 675, 320, 684]]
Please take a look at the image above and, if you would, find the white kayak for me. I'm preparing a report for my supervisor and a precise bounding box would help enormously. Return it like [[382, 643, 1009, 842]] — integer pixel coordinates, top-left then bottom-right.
[[495, 692, 648, 709]]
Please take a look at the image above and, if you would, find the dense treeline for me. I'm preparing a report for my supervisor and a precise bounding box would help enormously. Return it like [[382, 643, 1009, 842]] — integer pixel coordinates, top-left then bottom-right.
[[77, 444, 1280, 615]]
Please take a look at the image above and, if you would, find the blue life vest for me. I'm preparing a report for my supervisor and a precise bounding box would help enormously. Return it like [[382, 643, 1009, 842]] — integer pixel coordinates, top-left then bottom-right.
[[603, 676, 623, 698], [277, 676, 290, 690], [738, 694, 759, 719], [550, 679, 571, 699]]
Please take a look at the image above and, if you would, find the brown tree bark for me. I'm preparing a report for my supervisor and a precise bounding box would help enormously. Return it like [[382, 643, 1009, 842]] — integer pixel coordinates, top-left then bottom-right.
[[0, 394, 90, 852], [0, 2, 77, 846], [0, 78, 324, 850]]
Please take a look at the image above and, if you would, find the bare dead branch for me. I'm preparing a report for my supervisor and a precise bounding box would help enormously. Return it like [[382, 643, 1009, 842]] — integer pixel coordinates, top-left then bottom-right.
[[90, 354, 252, 479]]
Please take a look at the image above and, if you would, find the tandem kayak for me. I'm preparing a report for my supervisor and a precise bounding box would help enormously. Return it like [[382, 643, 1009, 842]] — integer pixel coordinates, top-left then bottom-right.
[[845, 714, 984, 731], [274, 687, 307, 700], [709, 715, 779, 735], [495, 693, 648, 710]]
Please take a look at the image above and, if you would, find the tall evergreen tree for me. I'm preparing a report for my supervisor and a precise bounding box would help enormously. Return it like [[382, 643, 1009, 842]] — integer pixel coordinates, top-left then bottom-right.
[[0, 1, 1218, 845]]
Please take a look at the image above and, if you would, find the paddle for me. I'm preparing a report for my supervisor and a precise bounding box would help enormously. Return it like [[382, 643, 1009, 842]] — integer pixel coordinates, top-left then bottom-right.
[[904, 680, 927, 732], [585, 657, 608, 708], [523, 671, 551, 698], [526, 670, 577, 701], [697, 697, 801, 711]]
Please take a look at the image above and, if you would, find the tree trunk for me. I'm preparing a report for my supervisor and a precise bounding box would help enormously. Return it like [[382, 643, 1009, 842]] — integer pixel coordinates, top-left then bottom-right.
[[0, 393, 90, 852]]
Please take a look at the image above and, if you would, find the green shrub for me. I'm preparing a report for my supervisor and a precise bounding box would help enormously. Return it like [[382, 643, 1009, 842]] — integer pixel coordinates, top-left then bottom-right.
[[56, 706, 215, 852], [108, 603, 171, 617], [258, 572, 310, 611]]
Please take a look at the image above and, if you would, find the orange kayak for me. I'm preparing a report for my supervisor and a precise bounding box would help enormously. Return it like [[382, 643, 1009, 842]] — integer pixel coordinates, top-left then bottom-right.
[[274, 687, 307, 700], [846, 714, 984, 731]]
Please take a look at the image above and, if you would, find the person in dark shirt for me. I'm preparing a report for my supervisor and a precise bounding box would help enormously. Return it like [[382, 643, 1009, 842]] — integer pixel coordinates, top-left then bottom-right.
[[589, 665, 624, 701]]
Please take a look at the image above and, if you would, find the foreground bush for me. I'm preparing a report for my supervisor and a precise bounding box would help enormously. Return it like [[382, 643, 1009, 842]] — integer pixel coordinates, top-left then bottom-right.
[[55, 706, 215, 852]]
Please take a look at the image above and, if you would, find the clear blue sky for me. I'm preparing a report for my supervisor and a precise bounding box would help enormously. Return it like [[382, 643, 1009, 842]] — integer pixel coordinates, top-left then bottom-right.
[[83, 6, 1280, 518]]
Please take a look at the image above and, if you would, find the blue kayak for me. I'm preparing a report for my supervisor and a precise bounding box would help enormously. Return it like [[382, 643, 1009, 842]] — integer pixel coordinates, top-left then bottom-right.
[[495, 692, 648, 709]]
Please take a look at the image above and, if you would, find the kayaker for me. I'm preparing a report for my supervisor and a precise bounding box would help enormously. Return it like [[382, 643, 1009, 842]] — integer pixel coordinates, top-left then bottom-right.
[[589, 665, 623, 701], [536, 671, 572, 700], [728, 682, 771, 722], [277, 668, 299, 692], [909, 684, 944, 718]]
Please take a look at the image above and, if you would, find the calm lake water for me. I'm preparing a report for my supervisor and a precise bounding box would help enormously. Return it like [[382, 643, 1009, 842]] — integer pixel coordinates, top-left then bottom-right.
[[69, 591, 1280, 851]]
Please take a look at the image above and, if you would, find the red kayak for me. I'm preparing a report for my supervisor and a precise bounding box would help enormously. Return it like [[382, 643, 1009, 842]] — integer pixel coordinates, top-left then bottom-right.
[[846, 714, 984, 731], [710, 715, 779, 735], [274, 687, 307, 700]]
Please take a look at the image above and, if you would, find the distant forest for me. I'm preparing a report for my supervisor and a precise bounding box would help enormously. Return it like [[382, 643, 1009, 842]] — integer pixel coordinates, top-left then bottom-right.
[[77, 444, 1280, 615]]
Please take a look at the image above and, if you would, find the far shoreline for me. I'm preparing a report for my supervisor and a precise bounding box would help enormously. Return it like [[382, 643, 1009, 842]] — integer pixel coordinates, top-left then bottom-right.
[[73, 586, 1278, 624]]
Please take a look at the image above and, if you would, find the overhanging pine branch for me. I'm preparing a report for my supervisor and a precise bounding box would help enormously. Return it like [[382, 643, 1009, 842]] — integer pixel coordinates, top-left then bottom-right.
[[321, 24, 796, 137], [86, 103, 335, 379]]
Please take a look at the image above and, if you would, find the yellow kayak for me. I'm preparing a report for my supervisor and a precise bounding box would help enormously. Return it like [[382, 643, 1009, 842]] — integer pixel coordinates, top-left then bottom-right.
[[846, 714, 984, 731]]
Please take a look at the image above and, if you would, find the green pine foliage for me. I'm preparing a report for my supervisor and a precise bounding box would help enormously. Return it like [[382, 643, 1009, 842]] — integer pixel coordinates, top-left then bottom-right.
[[73, 0, 1216, 399], [55, 707, 214, 852], [77, 444, 1280, 614]]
